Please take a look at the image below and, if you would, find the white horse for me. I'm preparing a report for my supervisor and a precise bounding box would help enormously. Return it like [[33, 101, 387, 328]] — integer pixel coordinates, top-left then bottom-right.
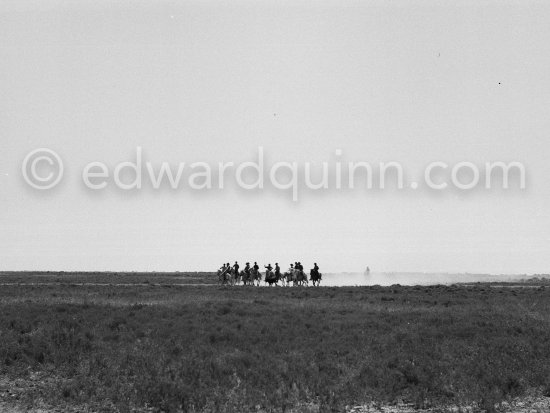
[[218, 268, 231, 285], [248, 268, 261, 286]]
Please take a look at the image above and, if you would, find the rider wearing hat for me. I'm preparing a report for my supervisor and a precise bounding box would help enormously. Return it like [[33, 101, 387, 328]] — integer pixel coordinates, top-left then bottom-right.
[[312, 262, 320, 278], [265, 263, 274, 281]]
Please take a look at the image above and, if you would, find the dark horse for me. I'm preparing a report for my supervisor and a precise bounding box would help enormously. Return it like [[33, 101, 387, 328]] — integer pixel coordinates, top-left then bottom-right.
[[264, 270, 279, 286], [310, 269, 322, 286]]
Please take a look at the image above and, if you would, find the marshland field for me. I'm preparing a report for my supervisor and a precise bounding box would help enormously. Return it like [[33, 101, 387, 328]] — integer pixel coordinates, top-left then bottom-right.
[[0, 272, 549, 413]]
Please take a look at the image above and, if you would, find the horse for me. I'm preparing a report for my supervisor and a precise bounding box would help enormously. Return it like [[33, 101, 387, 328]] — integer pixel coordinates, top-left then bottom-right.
[[250, 268, 262, 286], [283, 270, 300, 286], [264, 270, 279, 286], [293, 269, 308, 287], [241, 268, 258, 286], [218, 268, 233, 285], [230, 268, 241, 285], [310, 269, 322, 286], [280, 271, 291, 286], [241, 270, 252, 286]]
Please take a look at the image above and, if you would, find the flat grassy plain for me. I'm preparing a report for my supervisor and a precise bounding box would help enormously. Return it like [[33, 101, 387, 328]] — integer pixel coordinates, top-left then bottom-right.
[[1, 272, 550, 412]]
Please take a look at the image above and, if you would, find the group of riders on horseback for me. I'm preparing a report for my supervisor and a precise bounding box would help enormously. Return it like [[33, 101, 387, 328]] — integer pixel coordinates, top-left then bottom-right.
[[218, 261, 322, 287]]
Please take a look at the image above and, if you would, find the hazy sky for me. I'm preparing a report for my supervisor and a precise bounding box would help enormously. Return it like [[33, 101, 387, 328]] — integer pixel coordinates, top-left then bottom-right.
[[1, 0, 549, 273]]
